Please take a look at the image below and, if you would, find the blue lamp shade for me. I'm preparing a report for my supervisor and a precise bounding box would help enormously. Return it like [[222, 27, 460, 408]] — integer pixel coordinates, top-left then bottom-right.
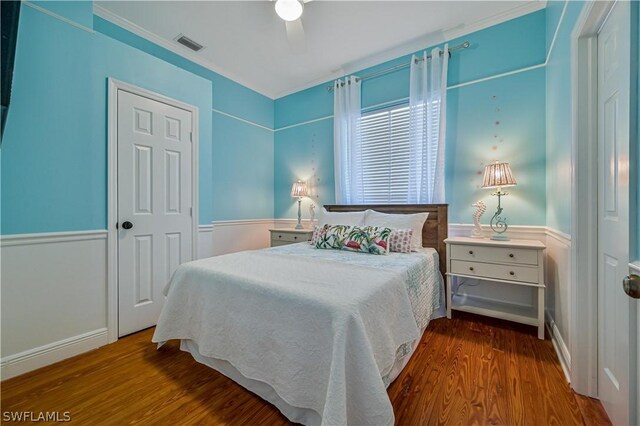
[[291, 180, 308, 198]]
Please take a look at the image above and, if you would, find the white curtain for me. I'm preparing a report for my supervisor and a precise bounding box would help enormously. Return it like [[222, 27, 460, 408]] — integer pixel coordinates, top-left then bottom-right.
[[333, 76, 363, 204], [408, 44, 448, 203]]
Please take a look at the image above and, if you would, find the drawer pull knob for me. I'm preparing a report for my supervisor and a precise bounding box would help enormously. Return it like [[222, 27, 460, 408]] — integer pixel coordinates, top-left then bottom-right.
[[509, 271, 515, 276], [469, 267, 475, 272], [469, 250, 474, 255], [294, 236, 297, 240], [278, 235, 282, 239], [509, 253, 514, 258]]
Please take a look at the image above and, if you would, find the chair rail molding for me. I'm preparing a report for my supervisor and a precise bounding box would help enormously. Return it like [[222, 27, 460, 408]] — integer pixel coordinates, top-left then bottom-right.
[[0, 230, 107, 246]]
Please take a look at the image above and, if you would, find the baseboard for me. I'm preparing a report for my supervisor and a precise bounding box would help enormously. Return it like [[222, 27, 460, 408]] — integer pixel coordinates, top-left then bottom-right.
[[546, 312, 571, 383], [0, 328, 109, 381]]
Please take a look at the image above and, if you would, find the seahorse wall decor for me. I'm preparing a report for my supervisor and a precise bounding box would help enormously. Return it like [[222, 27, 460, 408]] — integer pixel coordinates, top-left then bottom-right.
[[471, 200, 487, 238]]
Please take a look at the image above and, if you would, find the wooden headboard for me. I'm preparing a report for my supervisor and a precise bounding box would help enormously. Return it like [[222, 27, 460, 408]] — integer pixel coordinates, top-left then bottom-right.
[[323, 204, 448, 276]]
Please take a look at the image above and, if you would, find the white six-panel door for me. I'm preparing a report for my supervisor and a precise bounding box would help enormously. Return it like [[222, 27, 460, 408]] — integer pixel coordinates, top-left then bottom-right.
[[596, 2, 633, 424], [117, 89, 193, 337]]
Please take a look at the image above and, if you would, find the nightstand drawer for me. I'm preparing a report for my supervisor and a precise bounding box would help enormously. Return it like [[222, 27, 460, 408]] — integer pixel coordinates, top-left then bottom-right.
[[450, 244, 538, 266], [450, 260, 539, 284], [271, 232, 309, 243]]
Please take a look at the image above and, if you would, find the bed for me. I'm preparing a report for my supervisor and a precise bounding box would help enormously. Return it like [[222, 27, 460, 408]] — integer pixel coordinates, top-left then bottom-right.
[[152, 204, 448, 426]]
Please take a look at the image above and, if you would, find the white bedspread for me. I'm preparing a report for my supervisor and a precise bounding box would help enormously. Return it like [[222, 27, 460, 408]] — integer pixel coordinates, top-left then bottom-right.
[[152, 244, 441, 426]]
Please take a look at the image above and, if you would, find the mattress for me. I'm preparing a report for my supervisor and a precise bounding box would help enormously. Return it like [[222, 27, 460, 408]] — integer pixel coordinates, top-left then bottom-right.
[[153, 243, 444, 425]]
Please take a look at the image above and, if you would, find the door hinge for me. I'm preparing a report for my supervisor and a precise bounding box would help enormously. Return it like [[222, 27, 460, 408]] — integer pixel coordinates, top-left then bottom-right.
[[190, 132, 193, 142], [190, 207, 193, 217]]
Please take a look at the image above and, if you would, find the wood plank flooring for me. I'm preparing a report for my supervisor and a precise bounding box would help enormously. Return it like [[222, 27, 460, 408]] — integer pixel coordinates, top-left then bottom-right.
[[1, 313, 610, 425]]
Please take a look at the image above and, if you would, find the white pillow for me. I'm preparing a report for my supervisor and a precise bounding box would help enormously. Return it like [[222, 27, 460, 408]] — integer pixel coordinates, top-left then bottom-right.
[[365, 210, 429, 251], [317, 207, 366, 227]]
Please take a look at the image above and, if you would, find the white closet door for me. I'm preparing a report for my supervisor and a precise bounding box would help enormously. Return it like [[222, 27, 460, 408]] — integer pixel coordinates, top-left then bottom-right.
[[596, 2, 635, 424], [117, 89, 193, 337]]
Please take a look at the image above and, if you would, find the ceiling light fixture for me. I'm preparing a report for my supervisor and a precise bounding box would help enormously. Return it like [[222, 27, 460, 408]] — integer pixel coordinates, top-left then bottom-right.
[[275, 0, 303, 22]]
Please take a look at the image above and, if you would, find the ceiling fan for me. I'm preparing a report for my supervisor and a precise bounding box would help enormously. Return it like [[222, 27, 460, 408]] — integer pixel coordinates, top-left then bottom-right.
[[273, 0, 312, 54]]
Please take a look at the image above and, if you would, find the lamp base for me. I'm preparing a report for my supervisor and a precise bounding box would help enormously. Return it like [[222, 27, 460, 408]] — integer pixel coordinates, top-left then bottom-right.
[[490, 233, 510, 241], [295, 198, 304, 229]]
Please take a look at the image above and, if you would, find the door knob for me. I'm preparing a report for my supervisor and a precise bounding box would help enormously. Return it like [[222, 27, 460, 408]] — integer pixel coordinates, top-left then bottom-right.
[[121, 221, 133, 230], [623, 274, 640, 299]]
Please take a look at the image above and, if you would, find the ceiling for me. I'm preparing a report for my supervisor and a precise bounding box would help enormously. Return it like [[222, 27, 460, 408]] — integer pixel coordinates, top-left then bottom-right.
[[94, 1, 545, 99]]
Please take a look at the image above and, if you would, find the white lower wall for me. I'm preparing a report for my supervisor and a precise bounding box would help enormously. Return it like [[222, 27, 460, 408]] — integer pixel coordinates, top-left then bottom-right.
[[1, 231, 109, 380], [204, 219, 273, 257], [544, 227, 572, 380], [197, 224, 215, 259], [1, 221, 573, 383]]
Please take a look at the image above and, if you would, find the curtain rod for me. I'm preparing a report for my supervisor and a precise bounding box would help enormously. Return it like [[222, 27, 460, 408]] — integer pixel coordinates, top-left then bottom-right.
[[326, 41, 470, 92]]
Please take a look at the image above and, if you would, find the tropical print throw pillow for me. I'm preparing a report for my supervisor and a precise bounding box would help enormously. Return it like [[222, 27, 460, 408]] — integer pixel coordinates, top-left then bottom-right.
[[389, 229, 413, 253], [363, 226, 392, 255], [341, 226, 371, 253], [341, 226, 392, 255], [315, 224, 351, 249]]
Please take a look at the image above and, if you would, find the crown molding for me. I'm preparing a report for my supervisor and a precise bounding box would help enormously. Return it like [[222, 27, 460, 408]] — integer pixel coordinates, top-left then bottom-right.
[[93, 4, 275, 99], [273, 0, 546, 99], [23, 1, 95, 33]]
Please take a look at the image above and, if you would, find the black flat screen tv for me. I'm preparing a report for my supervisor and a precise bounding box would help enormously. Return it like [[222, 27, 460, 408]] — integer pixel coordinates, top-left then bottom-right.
[[1, 1, 21, 140]]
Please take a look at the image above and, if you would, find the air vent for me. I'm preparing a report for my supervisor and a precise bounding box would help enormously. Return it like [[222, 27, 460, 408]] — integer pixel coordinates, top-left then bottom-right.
[[174, 34, 204, 52]]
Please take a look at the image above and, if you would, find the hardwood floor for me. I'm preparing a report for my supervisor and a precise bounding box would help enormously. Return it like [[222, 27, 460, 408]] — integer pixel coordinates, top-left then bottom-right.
[[1, 313, 610, 425]]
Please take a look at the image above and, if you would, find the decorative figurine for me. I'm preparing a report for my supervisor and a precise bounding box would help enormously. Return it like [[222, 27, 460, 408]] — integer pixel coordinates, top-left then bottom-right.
[[471, 200, 486, 238], [309, 203, 316, 224]]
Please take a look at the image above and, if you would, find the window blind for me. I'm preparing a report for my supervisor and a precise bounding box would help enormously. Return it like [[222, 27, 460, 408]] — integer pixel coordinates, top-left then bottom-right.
[[359, 101, 440, 203]]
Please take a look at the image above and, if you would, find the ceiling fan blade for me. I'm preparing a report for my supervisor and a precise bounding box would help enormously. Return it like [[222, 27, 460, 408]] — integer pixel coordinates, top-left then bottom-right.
[[285, 18, 306, 54]]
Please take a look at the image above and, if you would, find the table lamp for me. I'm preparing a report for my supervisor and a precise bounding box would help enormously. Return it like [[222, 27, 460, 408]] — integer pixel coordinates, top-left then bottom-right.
[[482, 161, 517, 241], [290, 180, 308, 229]]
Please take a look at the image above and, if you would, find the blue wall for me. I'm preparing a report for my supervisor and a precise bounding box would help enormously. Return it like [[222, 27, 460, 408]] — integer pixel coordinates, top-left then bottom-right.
[[546, 0, 639, 252], [545, 0, 585, 235], [1, 2, 274, 235], [3, 2, 636, 239], [274, 11, 547, 225]]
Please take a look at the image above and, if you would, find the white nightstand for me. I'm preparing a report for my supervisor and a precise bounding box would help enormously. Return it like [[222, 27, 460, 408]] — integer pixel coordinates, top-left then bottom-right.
[[445, 236, 546, 339], [269, 228, 313, 247]]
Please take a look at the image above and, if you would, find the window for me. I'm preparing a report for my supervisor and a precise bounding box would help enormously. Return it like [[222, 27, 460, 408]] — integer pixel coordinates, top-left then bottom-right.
[[358, 101, 440, 203]]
